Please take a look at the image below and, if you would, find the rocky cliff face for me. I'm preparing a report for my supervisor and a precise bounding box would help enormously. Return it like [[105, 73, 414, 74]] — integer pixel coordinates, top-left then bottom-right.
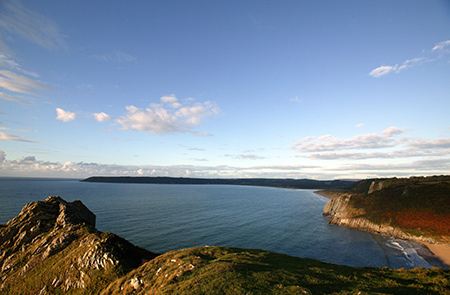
[[0, 196, 157, 294], [323, 180, 440, 244]]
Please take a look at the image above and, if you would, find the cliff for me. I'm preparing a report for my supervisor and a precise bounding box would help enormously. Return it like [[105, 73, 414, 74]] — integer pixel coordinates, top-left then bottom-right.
[[0, 196, 157, 294], [323, 176, 450, 244]]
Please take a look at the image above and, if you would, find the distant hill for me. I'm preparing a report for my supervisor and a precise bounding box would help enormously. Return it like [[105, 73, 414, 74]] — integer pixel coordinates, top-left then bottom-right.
[[1, 197, 449, 294], [323, 175, 450, 242], [82, 176, 356, 190]]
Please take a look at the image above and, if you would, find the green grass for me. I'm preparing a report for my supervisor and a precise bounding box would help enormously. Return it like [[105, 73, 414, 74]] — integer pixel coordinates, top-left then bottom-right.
[[101, 246, 450, 295]]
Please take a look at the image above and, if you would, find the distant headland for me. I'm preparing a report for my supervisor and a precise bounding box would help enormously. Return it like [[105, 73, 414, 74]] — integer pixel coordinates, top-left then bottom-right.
[[82, 176, 356, 190]]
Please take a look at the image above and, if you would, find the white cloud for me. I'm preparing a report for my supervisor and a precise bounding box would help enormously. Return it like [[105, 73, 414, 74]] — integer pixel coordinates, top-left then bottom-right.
[[292, 127, 404, 153], [56, 108, 76, 122], [368, 60, 425, 78], [93, 112, 112, 122], [293, 126, 450, 163], [408, 138, 450, 149], [0, 0, 65, 50], [369, 65, 397, 78], [432, 40, 450, 52], [382, 126, 403, 137], [305, 148, 450, 160], [0, 70, 49, 95], [116, 96, 220, 134], [0, 131, 32, 142]]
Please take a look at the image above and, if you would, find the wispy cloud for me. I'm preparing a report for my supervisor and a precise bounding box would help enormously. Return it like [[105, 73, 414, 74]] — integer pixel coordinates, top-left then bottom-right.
[[290, 96, 303, 103], [56, 108, 76, 122], [0, 0, 65, 50], [0, 52, 47, 103], [91, 52, 137, 63], [369, 58, 426, 78], [342, 158, 450, 172], [369, 40, 449, 78], [192, 131, 214, 137], [0, 70, 49, 95], [224, 154, 265, 160], [0, 131, 32, 142], [0, 91, 31, 104], [432, 40, 450, 52], [115, 95, 220, 134]]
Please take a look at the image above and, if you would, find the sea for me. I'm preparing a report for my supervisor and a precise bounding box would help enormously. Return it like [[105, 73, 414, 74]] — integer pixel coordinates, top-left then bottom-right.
[[0, 177, 445, 269]]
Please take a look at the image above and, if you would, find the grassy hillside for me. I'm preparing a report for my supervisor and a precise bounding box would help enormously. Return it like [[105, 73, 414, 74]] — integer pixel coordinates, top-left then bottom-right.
[[345, 176, 450, 240], [102, 246, 449, 295]]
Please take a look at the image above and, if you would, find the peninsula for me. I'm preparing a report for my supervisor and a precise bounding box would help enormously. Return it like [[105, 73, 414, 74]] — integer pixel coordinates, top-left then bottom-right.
[[82, 176, 355, 190]]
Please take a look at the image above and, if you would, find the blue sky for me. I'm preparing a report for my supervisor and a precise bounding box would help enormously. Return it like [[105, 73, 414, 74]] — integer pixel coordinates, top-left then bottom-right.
[[0, 0, 449, 179]]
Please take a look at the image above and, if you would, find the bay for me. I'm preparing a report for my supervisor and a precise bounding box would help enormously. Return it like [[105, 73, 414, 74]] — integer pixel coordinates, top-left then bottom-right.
[[0, 177, 440, 269]]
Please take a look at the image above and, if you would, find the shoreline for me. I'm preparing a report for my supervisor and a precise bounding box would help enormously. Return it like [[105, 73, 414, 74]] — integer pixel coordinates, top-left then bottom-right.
[[315, 190, 450, 269], [421, 242, 450, 268], [313, 190, 343, 199]]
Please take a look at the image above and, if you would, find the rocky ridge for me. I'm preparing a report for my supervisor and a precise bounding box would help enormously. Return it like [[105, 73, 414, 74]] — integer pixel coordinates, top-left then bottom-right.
[[0, 196, 156, 294]]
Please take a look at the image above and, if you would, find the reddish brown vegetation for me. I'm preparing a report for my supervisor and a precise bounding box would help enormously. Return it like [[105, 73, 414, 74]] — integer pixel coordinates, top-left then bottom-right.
[[393, 209, 450, 236]]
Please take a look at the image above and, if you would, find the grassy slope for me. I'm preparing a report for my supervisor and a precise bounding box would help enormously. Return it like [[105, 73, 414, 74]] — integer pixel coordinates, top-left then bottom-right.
[[0, 228, 156, 295], [102, 246, 450, 295]]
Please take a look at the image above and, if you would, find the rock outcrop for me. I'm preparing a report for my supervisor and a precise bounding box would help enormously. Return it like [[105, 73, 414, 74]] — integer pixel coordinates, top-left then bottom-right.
[[0, 196, 157, 294], [323, 194, 435, 243], [322, 176, 450, 244]]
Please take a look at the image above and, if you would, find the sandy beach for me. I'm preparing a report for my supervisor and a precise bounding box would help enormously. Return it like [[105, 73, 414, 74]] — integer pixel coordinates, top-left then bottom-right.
[[421, 242, 450, 268]]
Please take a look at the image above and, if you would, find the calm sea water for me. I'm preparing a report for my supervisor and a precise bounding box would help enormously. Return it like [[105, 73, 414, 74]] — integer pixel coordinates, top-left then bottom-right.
[[0, 177, 444, 269]]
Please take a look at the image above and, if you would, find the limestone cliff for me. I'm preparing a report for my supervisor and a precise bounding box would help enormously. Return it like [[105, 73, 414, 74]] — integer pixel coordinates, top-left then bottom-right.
[[323, 176, 450, 244], [323, 194, 435, 243], [0, 196, 157, 294]]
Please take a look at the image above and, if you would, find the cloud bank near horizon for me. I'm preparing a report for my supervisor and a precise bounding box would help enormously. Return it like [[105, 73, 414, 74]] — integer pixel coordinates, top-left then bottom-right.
[[292, 126, 450, 161], [1, 126, 449, 179]]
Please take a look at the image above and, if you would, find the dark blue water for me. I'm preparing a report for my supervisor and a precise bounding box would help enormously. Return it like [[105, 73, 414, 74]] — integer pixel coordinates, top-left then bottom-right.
[[0, 177, 441, 269]]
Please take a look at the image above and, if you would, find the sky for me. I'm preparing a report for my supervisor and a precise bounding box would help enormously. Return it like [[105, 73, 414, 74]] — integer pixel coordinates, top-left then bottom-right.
[[0, 0, 449, 180]]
